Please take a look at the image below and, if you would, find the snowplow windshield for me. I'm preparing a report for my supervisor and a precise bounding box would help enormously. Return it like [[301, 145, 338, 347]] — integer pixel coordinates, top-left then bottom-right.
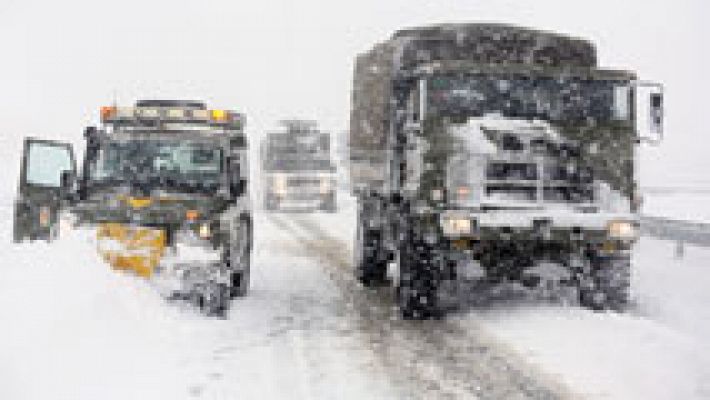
[[426, 74, 630, 125], [88, 139, 223, 193]]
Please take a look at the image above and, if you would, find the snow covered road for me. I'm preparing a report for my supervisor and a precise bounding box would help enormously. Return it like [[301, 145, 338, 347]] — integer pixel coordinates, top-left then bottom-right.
[[2, 196, 710, 399]]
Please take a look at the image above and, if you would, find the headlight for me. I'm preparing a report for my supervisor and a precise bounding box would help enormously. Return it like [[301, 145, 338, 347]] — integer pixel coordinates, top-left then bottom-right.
[[455, 186, 471, 201], [320, 177, 332, 194], [607, 220, 636, 240], [198, 223, 211, 239], [272, 174, 287, 195], [440, 216, 472, 236], [38, 206, 51, 227]]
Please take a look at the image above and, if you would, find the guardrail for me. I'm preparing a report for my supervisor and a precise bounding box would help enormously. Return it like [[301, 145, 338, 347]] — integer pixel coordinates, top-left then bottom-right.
[[641, 216, 710, 247]]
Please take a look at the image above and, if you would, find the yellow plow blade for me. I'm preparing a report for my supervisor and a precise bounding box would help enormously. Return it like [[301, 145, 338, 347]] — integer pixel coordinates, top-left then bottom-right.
[[96, 223, 166, 278]]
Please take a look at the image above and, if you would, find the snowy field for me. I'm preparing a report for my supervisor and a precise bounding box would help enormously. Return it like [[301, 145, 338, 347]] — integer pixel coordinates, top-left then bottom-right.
[[643, 190, 710, 223], [2, 193, 710, 399]]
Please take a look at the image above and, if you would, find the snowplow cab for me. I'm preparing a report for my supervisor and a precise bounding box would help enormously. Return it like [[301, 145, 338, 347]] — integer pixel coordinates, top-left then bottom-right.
[[14, 99, 253, 315]]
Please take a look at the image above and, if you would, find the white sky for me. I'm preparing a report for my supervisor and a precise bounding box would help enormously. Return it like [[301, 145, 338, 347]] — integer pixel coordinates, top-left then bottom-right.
[[0, 0, 707, 189]]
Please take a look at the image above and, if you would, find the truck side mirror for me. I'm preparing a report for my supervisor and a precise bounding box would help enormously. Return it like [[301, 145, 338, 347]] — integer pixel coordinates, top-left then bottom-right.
[[633, 82, 664, 144], [60, 170, 75, 190], [232, 178, 247, 197], [650, 93, 664, 136], [226, 156, 246, 198], [60, 170, 77, 202]]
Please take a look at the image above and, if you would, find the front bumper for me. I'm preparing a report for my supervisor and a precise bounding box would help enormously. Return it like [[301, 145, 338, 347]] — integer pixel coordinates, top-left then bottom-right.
[[439, 208, 638, 242], [266, 190, 334, 210]]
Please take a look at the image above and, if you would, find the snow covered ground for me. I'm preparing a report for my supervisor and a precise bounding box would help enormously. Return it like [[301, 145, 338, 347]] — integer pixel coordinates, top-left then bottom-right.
[[0, 200, 399, 399], [643, 190, 710, 223], [2, 192, 710, 399], [466, 236, 710, 400]]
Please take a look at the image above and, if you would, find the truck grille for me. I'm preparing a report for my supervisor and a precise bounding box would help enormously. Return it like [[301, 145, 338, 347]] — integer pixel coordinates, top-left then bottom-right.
[[482, 159, 594, 204], [287, 177, 321, 187]]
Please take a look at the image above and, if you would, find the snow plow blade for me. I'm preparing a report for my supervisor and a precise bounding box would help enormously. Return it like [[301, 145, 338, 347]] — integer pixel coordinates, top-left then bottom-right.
[[96, 223, 166, 278]]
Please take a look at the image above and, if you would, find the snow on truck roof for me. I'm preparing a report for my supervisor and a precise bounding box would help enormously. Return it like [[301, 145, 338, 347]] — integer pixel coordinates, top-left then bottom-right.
[[360, 22, 599, 71]]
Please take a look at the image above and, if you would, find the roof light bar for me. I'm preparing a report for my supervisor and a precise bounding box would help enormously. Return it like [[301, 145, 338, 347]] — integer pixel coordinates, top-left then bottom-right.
[[100, 106, 116, 122], [99, 103, 244, 130]]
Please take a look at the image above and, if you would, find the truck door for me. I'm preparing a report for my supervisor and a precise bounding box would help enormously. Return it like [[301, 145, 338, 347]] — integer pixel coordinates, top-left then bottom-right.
[[14, 138, 76, 242]]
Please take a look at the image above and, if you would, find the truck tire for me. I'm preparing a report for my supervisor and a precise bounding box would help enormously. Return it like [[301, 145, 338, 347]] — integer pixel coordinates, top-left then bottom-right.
[[354, 212, 388, 287], [396, 226, 444, 319], [229, 216, 252, 298], [579, 253, 631, 311], [264, 193, 279, 211], [320, 191, 337, 213]]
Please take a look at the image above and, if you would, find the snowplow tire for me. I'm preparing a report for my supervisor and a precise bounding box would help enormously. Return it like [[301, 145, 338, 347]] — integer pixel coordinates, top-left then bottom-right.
[[229, 216, 252, 298], [203, 283, 229, 317]]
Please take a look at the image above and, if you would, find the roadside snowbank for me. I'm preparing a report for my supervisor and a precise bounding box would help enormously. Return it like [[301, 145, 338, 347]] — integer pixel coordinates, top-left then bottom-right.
[[0, 213, 197, 399], [643, 191, 710, 223], [0, 201, 399, 400], [454, 237, 710, 400]]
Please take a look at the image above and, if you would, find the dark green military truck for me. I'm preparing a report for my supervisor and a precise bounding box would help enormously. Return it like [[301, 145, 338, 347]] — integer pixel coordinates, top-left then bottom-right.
[[350, 23, 664, 318], [13, 100, 253, 315]]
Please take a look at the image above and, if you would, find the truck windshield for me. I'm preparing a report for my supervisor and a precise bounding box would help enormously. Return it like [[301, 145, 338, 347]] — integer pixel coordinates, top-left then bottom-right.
[[89, 139, 223, 193], [427, 74, 629, 125]]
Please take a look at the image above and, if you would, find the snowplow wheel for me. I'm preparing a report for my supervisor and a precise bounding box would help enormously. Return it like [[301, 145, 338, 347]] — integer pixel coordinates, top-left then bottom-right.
[[579, 253, 631, 311], [228, 216, 252, 298], [397, 225, 444, 320], [202, 282, 229, 317], [354, 211, 388, 287]]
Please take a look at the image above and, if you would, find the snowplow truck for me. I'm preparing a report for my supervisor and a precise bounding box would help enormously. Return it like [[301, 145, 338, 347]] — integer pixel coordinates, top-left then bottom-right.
[[13, 100, 253, 316], [261, 120, 337, 212], [350, 23, 664, 319]]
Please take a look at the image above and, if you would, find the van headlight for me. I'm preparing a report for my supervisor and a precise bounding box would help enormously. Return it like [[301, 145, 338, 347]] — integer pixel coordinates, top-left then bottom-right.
[[272, 174, 287, 195], [440, 215, 472, 236], [607, 220, 636, 240], [198, 223, 211, 239], [455, 186, 471, 201], [320, 177, 331, 194]]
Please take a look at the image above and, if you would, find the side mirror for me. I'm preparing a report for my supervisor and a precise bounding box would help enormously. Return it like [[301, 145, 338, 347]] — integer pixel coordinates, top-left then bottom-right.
[[226, 156, 246, 198], [229, 178, 246, 198], [633, 82, 664, 144], [650, 92, 664, 136], [60, 170, 77, 202], [60, 170, 75, 189]]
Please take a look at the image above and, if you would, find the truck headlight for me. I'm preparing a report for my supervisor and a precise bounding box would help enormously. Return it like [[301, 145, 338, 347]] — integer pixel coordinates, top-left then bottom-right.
[[198, 223, 211, 239], [455, 186, 471, 201], [273, 174, 287, 195], [607, 220, 636, 240], [441, 216, 472, 236], [320, 177, 331, 194], [38, 206, 51, 227]]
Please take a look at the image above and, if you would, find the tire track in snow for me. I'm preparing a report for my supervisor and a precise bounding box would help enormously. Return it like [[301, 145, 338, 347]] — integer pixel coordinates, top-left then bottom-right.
[[268, 213, 575, 400]]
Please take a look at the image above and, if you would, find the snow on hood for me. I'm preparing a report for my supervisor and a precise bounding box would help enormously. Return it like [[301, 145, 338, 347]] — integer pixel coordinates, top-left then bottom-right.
[[447, 113, 561, 155]]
